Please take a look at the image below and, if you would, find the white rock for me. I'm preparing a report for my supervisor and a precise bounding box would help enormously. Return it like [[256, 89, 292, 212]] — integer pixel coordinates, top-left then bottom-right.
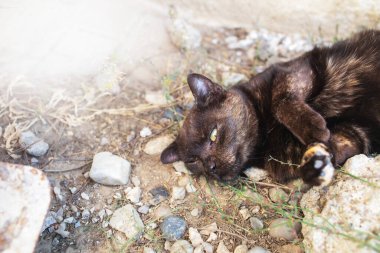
[[172, 186, 186, 200], [200, 222, 218, 235], [138, 205, 150, 214], [186, 182, 197, 193], [202, 242, 214, 253], [140, 127, 152, 138], [301, 154, 380, 253], [189, 227, 204, 247], [53, 186, 63, 201], [248, 246, 270, 253], [217, 241, 231, 253], [170, 240, 193, 253], [81, 192, 90, 200], [144, 247, 156, 253], [146, 222, 158, 230], [244, 167, 269, 182], [239, 207, 251, 220], [55, 223, 70, 238], [145, 90, 168, 105], [173, 161, 191, 174], [168, 17, 201, 51], [143, 135, 175, 155], [63, 217, 75, 224], [207, 232, 218, 242], [69, 187, 77, 194], [19, 131, 49, 157], [100, 137, 109, 146], [234, 245, 248, 253], [131, 176, 141, 187], [81, 209, 90, 220], [109, 204, 144, 239], [89, 152, 131, 185], [191, 208, 199, 217], [127, 187, 142, 204]]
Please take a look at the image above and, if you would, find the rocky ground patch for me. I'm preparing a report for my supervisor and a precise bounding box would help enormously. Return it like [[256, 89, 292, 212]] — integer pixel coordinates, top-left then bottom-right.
[[0, 15, 379, 253]]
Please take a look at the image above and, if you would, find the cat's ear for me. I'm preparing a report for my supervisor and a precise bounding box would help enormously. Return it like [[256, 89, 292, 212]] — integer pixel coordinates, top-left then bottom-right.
[[161, 142, 180, 164], [187, 73, 225, 107]]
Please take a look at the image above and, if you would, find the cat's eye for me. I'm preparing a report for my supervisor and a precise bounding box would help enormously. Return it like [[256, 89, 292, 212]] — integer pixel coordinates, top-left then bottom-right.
[[210, 128, 218, 142]]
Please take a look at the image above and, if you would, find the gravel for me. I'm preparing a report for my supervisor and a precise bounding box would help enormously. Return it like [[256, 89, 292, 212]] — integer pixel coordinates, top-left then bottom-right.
[[249, 217, 264, 230], [19, 131, 49, 157], [160, 215, 187, 241], [268, 218, 301, 241], [170, 240, 193, 253], [109, 204, 144, 239], [143, 135, 175, 155]]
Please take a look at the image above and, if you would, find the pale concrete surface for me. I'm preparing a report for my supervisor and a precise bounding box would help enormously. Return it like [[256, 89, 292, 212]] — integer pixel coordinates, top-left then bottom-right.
[[0, 0, 379, 86]]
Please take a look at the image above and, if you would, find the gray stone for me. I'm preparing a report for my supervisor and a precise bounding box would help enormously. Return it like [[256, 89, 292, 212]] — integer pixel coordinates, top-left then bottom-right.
[[109, 204, 144, 239], [301, 154, 380, 253], [269, 218, 301, 241], [160, 215, 187, 241], [149, 186, 169, 205], [268, 188, 289, 204], [89, 152, 131, 185], [247, 246, 270, 253], [143, 135, 175, 155], [137, 205, 150, 214], [244, 167, 268, 182], [19, 131, 49, 156], [234, 245, 248, 253], [172, 186, 186, 200], [249, 217, 264, 230], [80, 192, 90, 200], [55, 223, 70, 238], [170, 240, 193, 253]]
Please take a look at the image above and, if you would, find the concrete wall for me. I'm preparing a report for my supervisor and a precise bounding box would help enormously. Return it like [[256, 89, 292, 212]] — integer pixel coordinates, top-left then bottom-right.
[[0, 0, 379, 86]]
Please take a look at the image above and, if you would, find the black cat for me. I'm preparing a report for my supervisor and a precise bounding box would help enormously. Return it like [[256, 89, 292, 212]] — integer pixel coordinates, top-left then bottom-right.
[[161, 30, 380, 186]]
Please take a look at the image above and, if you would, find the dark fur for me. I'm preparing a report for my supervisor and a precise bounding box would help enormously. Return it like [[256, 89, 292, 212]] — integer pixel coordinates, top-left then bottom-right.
[[161, 30, 380, 185]]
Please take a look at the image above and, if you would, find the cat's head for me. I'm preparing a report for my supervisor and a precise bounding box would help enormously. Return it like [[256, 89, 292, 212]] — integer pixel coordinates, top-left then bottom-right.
[[160, 73, 259, 182]]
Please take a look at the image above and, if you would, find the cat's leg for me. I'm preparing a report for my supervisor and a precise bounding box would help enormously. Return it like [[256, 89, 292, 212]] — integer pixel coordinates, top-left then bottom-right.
[[300, 124, 369, 186]]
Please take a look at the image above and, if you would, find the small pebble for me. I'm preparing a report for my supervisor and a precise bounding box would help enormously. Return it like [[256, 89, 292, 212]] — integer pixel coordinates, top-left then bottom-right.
[[19, 131, 49, 157], [140, 127, 152, 137], [173, 161, 191, 174], [269, 218, 301, 241], [127, 187, 142, 203], [81, 192, 90, 200], [239, 207, 251, 220], [172, 186, 186, 200], [170, 240, 193, 253], [216, 241, 231, 253], [200, 222, 218, 235], [154, 204, 172, 219], [189, 227, 203, 247], [100, 137, 109, 145], [138, 205, 150, 214], [234, 245, 248, 253], [268, 188, 289, 204], [143, 247, 156, 253], [149, 186, 169, 205], [82, 209, 90, 220], [247, 246, 270, 253], [249, 217, 264, 230], [191, 208, 199, 217], [280, 244, 304, 253], [244, 167, 269, 182], [131, 176, 141, 187], [146, 222, 158, 230], [31, 157, 39, 164], [186, 182, 197, 193], [143, 135, 175, 155], [127, 131, 136, 142], [207, 232, 217, 242], [160, 215, 187, 241]]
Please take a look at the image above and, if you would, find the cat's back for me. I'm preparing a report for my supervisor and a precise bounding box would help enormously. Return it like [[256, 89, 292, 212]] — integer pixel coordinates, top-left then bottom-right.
[[309, 30, 380, 118]]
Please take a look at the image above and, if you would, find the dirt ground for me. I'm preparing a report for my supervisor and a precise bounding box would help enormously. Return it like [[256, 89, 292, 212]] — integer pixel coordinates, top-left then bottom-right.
[[0, 27, 324, 253]]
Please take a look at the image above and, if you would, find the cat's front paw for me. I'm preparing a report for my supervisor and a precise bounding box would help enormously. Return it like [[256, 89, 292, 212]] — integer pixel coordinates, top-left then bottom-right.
[[300, 143, 334, 187]]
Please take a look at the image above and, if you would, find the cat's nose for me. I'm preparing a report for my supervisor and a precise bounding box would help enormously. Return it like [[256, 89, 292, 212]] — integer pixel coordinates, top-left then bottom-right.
[[207, 160, 216, 172]]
